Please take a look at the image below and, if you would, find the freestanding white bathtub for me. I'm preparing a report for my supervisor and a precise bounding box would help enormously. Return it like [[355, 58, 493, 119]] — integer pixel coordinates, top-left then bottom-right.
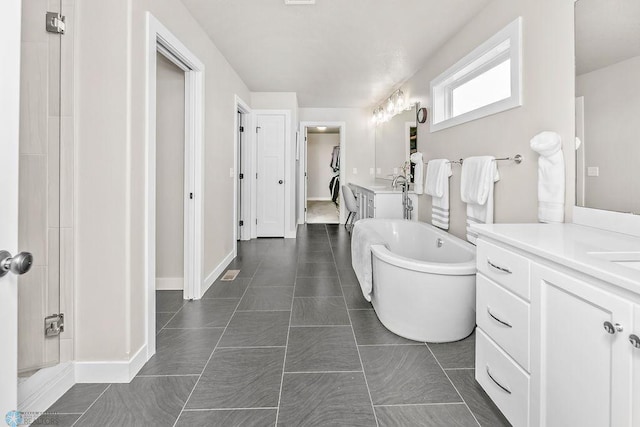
[[365, 219, 476, 343]]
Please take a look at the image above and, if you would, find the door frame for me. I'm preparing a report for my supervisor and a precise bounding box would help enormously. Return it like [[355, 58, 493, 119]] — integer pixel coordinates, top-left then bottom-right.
[[0, 0, 22, 414], [234, 96, 252, 243], [146, 13, 204, 359], [298, 122, 346, 224]]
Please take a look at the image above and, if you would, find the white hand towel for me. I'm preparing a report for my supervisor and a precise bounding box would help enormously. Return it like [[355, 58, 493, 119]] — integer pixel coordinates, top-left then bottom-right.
[[351, 220, 386, 302], [461, 156, 500, 243], [425, 159, 452, 230], [410, 152, 424, 195], [530, 131, 565, 223]]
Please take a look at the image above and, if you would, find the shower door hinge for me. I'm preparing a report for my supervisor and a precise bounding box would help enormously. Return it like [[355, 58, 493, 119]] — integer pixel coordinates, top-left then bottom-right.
[[46, 12, 66, 34], [45, 313, 64, 337]]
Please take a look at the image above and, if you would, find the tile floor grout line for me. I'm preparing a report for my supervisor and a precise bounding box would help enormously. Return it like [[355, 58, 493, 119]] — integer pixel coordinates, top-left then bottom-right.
[[326, 225, 380, 427], [171, 258, 264, 427], [181, 407, 278, 412], [273, 238, 299, 426], [444, 367, 475, 371], [70, 384, 112, 427], [374, 402, 471, 407], [157, 299, 189, 334], [424, 342, 482, 427], [282, 370, 364, 374]]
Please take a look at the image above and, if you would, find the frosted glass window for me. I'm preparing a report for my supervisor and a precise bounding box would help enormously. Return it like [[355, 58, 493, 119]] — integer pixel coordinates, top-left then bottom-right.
[[451, 58, 511, 117], [430, 17, 522, 132]]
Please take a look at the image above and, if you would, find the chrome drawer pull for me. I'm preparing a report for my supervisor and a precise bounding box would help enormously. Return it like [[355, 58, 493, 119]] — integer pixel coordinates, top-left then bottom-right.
[[487, 259, 512, 274], [487, 307, 513, 328], [486, 366, 512, 394]]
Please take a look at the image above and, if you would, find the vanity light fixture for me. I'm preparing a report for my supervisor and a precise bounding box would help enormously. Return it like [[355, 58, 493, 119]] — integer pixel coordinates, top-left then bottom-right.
[[372, 89, 413, 125]]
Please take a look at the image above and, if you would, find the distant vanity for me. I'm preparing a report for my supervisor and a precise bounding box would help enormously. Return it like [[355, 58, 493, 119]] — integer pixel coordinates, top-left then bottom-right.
[[348, 182, 419, 221]]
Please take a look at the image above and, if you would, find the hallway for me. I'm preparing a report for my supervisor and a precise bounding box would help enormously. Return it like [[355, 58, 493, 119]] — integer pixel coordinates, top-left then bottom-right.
[[39, 225, 507, 426]]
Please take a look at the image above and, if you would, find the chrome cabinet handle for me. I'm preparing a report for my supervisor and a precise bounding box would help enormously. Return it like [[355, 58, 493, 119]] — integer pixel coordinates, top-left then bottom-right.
[[486, 366, 511, 394], [603, 321, 623, 335], [487, 307, 513, 328], [629, 334, 640, 349], [487, 259, 512, 274], [0, 250, 34, 277]]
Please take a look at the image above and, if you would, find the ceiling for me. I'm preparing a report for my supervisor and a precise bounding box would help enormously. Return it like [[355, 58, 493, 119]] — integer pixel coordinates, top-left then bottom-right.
[[180, 0, 492, 108], [575, 0, 640, 75]]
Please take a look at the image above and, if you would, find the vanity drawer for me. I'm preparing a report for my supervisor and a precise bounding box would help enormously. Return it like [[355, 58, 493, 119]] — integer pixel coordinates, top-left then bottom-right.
[[477, 274, 530, 371], [477, 239, 530, 301], [476, 329, 530, 427]]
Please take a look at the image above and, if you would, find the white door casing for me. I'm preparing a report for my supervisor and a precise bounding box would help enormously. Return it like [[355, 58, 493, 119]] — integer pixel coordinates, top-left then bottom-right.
[[146, 13, 204, 360], [256, 113, 286, 237], [0, 0, 22, 414]]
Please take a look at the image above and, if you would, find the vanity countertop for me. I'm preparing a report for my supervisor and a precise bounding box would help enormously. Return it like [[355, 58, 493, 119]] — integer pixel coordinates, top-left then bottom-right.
[[349, 181, 417, 194], [472, 223, 640, 295]]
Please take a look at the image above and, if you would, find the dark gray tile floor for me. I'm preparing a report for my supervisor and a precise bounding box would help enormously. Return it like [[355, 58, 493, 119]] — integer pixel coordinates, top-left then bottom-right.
[[40, 224, 508, 426]]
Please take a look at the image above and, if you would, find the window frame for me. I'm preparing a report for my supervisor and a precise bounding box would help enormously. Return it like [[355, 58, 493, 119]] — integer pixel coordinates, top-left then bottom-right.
[[430, 17, 523, 132]]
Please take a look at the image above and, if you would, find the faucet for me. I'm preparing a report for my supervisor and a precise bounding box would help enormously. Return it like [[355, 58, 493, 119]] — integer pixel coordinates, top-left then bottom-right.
[[391, 175, 413, 220]]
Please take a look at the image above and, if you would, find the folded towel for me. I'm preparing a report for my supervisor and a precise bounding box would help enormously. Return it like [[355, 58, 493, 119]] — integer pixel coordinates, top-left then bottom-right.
[[425, 159, 452, 230], [530, 131, 565, 223], [461, 156, 499, 243], [410, 152, 424, 195], [351, 220, 386, 302]]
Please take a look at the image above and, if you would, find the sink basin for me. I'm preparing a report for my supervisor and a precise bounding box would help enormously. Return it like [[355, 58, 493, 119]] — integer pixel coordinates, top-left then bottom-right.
[[588, 252, 640, 271]]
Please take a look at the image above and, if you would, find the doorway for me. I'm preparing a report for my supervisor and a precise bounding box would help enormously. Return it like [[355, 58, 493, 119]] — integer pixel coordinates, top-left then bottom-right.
[[235, 97, 251, 242], [146, 14, 204, 359], [299, 122, 346, 225], [306, 127, 341, 223]]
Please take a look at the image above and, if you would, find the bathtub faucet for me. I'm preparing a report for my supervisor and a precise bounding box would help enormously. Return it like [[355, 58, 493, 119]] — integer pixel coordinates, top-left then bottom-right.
[[392, 175, 413, 220]]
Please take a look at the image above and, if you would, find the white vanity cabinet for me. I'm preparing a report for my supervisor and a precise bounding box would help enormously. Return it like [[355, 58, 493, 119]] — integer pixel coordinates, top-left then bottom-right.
[[530, 264, 634, 427], [473, 223, 640, 427], [348, 183, 418, 221]]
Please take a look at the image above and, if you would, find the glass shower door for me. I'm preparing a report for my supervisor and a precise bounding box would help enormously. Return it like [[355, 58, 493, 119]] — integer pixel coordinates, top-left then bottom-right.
[[18, 0, 63, 376]]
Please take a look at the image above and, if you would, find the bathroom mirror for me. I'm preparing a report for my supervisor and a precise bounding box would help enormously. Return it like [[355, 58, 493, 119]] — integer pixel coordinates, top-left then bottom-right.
[[374, 105, 417, 180], [575, 0, 640, 215]]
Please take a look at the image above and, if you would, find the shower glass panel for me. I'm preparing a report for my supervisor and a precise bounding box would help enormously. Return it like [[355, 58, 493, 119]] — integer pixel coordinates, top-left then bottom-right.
[[18, 0, 63, 376]]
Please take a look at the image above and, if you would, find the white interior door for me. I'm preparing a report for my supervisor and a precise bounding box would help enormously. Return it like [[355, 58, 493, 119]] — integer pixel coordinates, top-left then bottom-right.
[[1, 0, 23, 414], [256, 114, 286, 237]]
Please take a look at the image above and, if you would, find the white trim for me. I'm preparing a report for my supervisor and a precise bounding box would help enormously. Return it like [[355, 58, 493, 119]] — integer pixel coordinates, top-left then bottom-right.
[[18, 363, 75, 413], [155, 277, 184, 290], [299, 121, 347, 224], [75, 345, 148, 384], [573, 206, 640, 238], [146, 13, 205, 361], [234, 96, 252, 243], [430, 17, 523, 132], [202, 250, 236, 296]]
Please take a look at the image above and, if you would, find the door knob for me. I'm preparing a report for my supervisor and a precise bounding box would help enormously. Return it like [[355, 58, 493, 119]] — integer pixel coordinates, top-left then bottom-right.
[[629, 334, 640, 349], [603, 321, 623, 335], [0, 250, 34, 277], [278, 180, 284, 184]]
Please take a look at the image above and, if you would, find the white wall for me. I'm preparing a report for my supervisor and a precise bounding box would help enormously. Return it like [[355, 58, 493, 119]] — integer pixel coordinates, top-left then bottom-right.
[[298, 108, 375, 222], [251, 92, 299, 237], [155, 53, 184, 288], [307, 134, 339, 200], [75, 0, 251, 363], [399, 0, 575, 240], [576, 55, 640, 214]]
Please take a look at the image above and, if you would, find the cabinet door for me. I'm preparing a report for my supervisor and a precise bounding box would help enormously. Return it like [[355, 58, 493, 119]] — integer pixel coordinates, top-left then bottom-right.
[[633, 305, 640, 426], [531, 264, 633, 427]]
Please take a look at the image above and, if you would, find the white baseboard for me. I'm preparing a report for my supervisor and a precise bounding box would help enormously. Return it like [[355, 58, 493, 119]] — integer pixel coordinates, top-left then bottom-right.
[[201, 250, 235, 298], [155, 277, 184, 290], [18, 362, 75, 413], [307, 197, 332, 201], [75, 344, 148, 384]]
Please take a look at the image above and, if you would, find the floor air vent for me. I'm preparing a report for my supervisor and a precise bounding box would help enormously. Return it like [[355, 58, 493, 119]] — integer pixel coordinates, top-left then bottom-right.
[[221, 270, 240, 281]]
